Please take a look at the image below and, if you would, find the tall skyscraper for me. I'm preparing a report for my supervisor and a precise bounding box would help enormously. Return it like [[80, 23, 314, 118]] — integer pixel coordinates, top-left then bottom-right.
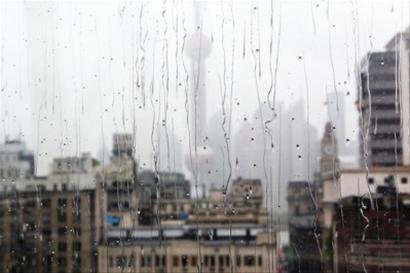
[[358, 27, 410, 167], [384, 27, 410, 166], [185, 2, 214, 185], [186, 2, 211, 144]]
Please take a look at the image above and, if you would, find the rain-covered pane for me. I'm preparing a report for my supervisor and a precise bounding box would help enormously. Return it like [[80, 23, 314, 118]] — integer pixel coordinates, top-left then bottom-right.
[[0, 1, 409, 273]]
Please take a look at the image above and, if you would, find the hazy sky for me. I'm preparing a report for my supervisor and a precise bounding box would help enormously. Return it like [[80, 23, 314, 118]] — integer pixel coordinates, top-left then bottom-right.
[[0, 0, 409, 175]]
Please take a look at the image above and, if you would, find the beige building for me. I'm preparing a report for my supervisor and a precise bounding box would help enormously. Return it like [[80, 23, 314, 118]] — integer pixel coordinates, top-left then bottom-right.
[[95, 155, 139, 242], [319, 166, 410, 228], [97, 176, 276, 273], [98, 232, 276, 273]]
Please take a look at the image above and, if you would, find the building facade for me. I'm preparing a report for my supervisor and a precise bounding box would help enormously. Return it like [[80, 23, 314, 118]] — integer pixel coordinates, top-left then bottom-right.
[[0, 188, 96, 273], [358, 28, 410, 167]]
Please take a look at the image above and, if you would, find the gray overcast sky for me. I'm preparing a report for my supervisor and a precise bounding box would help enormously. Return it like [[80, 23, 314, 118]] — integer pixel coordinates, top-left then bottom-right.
[[0, 0, 409, 175]]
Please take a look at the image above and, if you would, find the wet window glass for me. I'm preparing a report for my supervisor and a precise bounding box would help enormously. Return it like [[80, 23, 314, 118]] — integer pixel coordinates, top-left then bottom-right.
[[0, 1, 409, 273]]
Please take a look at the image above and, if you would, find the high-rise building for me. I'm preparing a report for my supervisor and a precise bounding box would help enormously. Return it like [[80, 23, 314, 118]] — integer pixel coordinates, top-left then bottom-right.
[[0, 146, 98, 273], [358, 27, 410, 167], [385, 27, 410, 166], [0, 188, 96, 273]]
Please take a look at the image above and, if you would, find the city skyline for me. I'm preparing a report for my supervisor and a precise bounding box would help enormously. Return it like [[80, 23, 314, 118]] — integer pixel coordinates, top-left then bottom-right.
[[1, 1, 408, 177]]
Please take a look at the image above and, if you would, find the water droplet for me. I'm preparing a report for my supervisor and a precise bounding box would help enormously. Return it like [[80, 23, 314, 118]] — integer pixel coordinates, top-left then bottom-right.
[[208, 230, 214, 240]]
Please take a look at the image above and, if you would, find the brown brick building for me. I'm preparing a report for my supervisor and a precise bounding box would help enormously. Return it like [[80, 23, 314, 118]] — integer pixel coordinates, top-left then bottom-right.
[[0, 188, 96, 273]]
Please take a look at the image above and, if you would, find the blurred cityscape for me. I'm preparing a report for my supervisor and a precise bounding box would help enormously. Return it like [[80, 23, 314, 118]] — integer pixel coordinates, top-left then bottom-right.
[[0, 4, 409, 273]]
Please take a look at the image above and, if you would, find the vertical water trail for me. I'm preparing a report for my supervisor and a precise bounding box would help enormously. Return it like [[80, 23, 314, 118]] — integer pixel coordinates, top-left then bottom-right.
[[256, 4, 261, 78], [310, 0, 317, 35], [138, 3, 147, 108], [326, 1, 339, 113], [263, 1, 276, 271], [219, 2, 235, 271], [359, 195, 370, 273], [173, 0, 179, 97], [161, 0, 171, 171], [302, 54, 323, 262], [242, 22, 246, 59]]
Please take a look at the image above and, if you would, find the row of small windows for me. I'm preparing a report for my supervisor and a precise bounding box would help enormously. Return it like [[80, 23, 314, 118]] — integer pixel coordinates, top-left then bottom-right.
[[367, 176, 408, 184], [42, 227, 81, 236], [57, 242, 82, 252], [17, 198, 82, 209], [0, 168, 24, 178], [109, 254, 263, 268]]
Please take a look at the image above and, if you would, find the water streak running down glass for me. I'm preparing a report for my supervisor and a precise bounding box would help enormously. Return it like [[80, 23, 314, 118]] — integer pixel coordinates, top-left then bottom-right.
[[0, 1, 409, 273]]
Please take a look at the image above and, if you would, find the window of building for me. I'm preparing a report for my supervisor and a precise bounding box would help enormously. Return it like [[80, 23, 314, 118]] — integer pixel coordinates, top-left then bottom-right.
[[172, 256, 179, 267], [58, 212, 66, 223], [244, 256, 255, 266], [210, 256, 215, 267], [402, 177, 408, 184], [57, 227, 67, 236], [57, 257, 67, 267], [141, 255, 151, 268], [204, 256, 209, 267], [58, 198, 67, 208], [72, 242, 81, 251], [128, 255, 134, 268], [115, 256, 127, 268], [181, 255, 188, 267], [58, 242, 67, 252], [368, 177, 374, 184], [219, 255, 224, 267], [190, 255, 197, 267], [236, 255, 241, 267], [258, 255, 262, 266], [155, 255, 160, 267]]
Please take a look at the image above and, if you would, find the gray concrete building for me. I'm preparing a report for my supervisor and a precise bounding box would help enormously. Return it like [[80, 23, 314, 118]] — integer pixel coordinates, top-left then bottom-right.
[[358, 28, 410, 167]]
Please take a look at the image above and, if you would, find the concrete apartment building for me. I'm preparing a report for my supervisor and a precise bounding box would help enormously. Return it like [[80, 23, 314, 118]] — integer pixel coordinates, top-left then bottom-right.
[[0, 188, 96, 273], [0, 139, 98, 273], [358, 27, 410, 167], [99, 232, 276, 273]]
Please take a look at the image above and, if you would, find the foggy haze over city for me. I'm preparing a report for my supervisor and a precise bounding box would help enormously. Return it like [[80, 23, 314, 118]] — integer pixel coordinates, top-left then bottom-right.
[[1, 1, 410, 273], [1, 1, 408, 179]]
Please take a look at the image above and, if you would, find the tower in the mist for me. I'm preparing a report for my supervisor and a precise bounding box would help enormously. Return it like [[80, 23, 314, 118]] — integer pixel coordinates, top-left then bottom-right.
[[185, 1, 214, 188], [186, 1, 211, 143]]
